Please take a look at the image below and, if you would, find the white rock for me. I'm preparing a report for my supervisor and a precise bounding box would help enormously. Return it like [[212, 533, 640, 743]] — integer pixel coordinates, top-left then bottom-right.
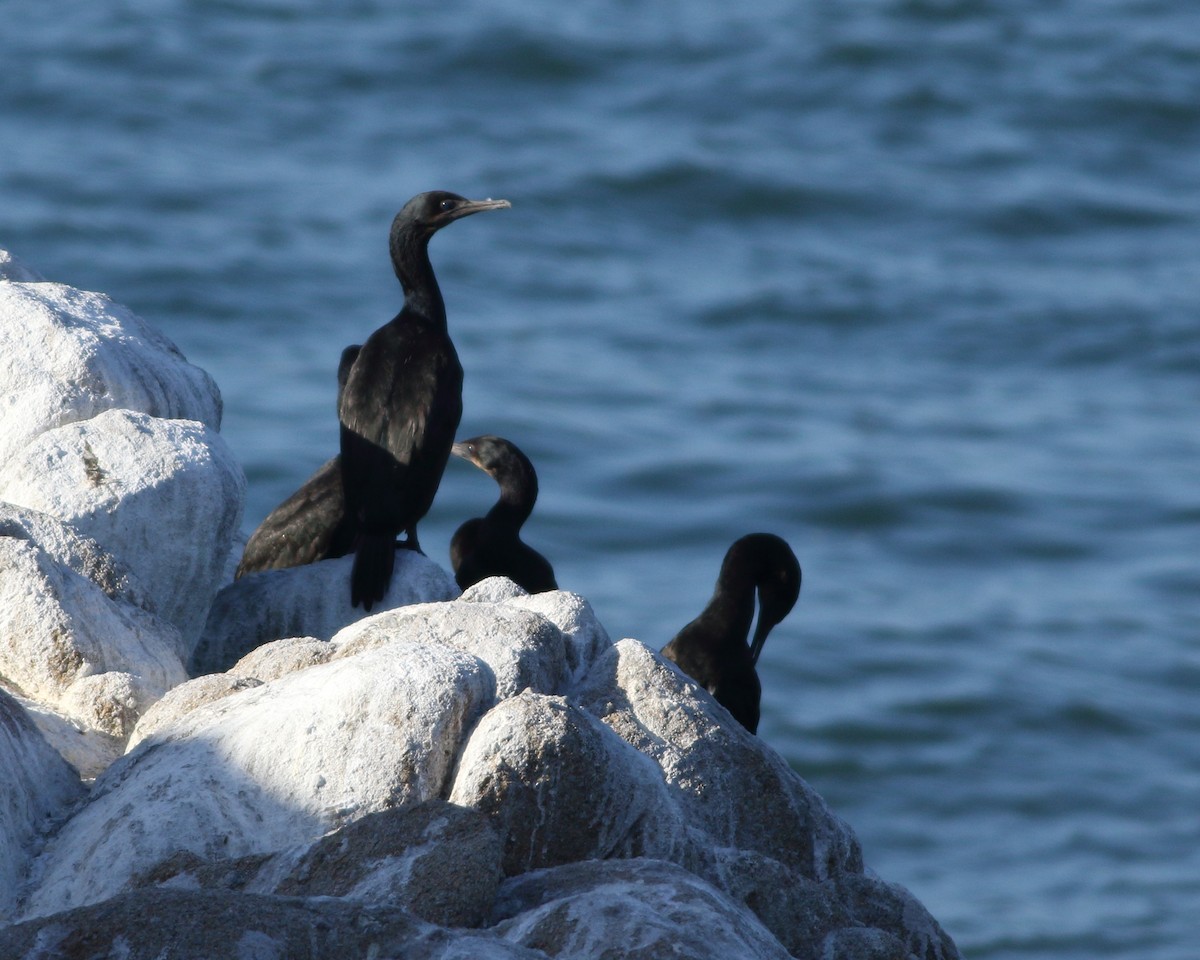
[[505, 589, 613, 683], [459, 576, 529, 603], [0, 409, 246, 649], [449, 691, 682, 876], [576, 638, 863, 883], [6, 693, 122, 785], [191, 551, 458, 675], [333, 600, 570, 701], [228, 636, 333, 683], [0, 534, 188, 760], [21, 641, 494, 919], [0, 503, 157, 614], [126, 674, 263, 750], [492, 858, 793, 960], [0, 690, 84, 923], [0, 278, 221, 468]]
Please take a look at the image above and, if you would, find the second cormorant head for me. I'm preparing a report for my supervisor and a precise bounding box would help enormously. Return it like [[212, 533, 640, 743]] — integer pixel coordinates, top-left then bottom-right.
[[449, 435, 558, 595], [660, 533, 802, 734]]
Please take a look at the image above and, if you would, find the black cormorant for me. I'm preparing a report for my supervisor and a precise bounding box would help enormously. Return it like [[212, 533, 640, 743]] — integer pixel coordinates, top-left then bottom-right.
[[660, 533, 801, 734], [235, 345, 362, 578], [449, 435, 558, 594], [340, 190, 510, 610]]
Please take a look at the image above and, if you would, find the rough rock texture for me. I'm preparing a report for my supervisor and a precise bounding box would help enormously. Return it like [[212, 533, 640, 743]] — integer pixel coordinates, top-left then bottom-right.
[[491, 859, 794, 960], [334, 600, 571, 701], [576, 637, 864, 882], [458, 579, 614, 684], [0, 251, 960, 960], [0, 691, 84, 923], [125, 673, 263, 750], [449, 691, 677, 876], [228, 635, 333, 682], [0, 513, 189, 777], [0, 409, 245, 649], [0, 277, 221, 468], [191, 551, 459, 675], [0, 503, 157, 613], [21, 640, 494, 920], [129, 801, 503, 930], [0, 888, 550, 960], [272, 801, 504, 928]]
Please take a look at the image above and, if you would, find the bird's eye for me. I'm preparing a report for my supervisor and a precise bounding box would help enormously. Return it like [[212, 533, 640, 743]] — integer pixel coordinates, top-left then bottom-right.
[[439, 199, 456, 211]]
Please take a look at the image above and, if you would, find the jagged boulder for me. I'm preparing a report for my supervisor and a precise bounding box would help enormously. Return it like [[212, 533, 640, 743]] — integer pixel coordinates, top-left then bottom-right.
[[0, 507, 189, 777], [0, 277, 221, 469], [0, 691, 84, 924], [20, 639, 494, 920], [191, 552, 459, 675], [0, 409, 245, 649], [491, 858, 794, 960], [449, 691, 683, 875]]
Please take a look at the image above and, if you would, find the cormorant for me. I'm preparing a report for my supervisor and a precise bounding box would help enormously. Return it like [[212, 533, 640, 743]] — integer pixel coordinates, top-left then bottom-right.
[[235, 345, 361, 578], [660, 533, 801, 734], [340, 190, 510, 610], [449, 435, 558, 594]]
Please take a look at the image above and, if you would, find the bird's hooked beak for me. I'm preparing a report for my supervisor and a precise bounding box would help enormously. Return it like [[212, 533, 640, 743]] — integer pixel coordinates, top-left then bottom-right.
[[451, 440, 480, 465], [448, 197, 512, 222]]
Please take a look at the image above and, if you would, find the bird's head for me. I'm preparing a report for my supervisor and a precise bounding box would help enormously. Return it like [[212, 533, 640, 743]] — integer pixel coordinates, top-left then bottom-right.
[[451, 435, 539, 499], [451, 435, 510, 473], [394, 191, 511, 239]]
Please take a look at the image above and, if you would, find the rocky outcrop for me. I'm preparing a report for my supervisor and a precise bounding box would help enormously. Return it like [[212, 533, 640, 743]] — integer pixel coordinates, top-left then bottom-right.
[[0, 250, 959, 959], [0, 263, 242, 777], [0, 690, 84, 924], [191, 551, 460, 675], [0, 409, 245, 647]]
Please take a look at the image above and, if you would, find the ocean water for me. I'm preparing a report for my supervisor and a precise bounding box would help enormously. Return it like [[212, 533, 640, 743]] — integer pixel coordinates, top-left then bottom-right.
[[3, 1, 1198, 956]]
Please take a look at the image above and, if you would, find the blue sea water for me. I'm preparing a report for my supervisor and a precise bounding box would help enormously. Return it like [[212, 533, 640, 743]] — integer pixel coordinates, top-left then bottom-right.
[[3, 1, 1198, 955]]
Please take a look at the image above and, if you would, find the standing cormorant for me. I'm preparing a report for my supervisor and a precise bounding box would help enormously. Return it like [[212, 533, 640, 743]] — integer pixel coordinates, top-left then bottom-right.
[[340, 191, 510, 610], [449, 435, 558, 594], [235, 345, 362, 578], [660, 533, 801, 734]]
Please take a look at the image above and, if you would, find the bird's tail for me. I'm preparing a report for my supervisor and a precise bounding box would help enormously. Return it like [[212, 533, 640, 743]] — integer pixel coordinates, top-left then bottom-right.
[[351, 534, 396, 611]]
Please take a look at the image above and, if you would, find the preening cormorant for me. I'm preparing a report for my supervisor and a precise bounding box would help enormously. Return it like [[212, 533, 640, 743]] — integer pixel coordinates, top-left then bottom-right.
[[235, 345, 362, 578], [340, 191, 510, 610], [449, 435, 558, 594], [661, 533, 801, 734]]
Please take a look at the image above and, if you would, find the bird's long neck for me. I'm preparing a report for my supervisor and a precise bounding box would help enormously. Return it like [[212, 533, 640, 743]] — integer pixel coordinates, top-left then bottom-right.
[[391, 228, 445, 326], [701, 572, 757, 655], [485, 466, 537, 531]]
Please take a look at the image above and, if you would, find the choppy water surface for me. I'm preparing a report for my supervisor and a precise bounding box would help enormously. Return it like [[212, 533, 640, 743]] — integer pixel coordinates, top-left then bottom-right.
[[4, 1, 1199, 956]]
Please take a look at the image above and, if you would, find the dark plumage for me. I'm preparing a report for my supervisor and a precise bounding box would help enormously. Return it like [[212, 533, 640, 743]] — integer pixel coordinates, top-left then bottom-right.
[[449, 435, 558, 594], [235, 345, 361, 579], [660, 533, 801, 734], [340, 191, 510, 610]]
